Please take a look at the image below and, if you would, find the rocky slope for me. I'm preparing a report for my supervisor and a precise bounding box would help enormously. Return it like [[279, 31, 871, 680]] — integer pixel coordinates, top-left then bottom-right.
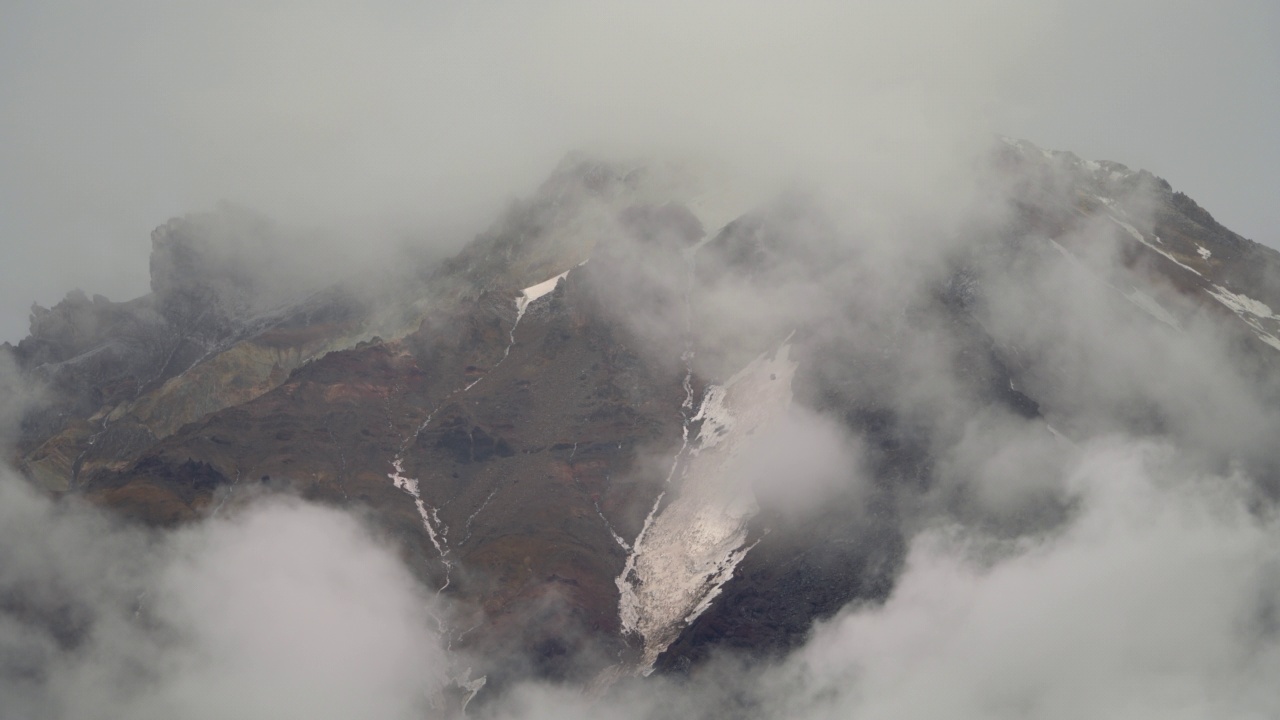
[[5, 140, 1279, 705]]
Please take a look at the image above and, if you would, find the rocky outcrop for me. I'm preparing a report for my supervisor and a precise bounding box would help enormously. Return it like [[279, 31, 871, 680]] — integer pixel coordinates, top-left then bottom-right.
[[10, 141, 1280, 704]]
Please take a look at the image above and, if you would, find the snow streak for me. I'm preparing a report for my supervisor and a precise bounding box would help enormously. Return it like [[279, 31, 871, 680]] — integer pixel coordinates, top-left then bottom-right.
[[616, 246, 700, 641], [621, 342, 797, 672], [1207, 284, 1280, 351], [386, 265, 582, 592], [612, 234, 799, 672]]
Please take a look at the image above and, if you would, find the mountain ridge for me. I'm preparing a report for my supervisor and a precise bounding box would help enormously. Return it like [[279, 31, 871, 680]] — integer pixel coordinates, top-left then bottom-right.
[[4, 137, 1280, 706]]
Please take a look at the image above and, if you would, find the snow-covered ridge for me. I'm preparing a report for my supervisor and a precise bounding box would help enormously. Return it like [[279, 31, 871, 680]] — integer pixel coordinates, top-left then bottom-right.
[[616, 341, 798, 672]]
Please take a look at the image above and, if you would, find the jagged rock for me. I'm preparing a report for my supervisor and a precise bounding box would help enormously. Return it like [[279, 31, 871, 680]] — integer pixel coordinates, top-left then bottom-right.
[[11, 141, 1280, 703]]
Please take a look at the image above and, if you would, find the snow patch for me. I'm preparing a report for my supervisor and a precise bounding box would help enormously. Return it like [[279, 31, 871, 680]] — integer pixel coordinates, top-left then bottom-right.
[[616, 341, 798, 671], [515, 268, 572, 317], [1197, 245, 1211, 260], [388, 458, 452, 590], [486, 262, 585, 381], [1208, 285, 1276, 320], [690, 384, 732, 450], [459, 672, 486, 713], [1207, 285, 1280, 351]]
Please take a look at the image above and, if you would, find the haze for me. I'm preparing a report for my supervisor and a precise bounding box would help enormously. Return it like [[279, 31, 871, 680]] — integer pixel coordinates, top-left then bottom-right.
[[2, 0, 1276, 342], [3, 3, 1280, 718]]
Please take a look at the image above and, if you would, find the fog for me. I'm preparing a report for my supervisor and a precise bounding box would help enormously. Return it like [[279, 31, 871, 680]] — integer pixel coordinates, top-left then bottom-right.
[[488, 440, 1280, 720], [0, 476, 449, 719], [2, 0, 1277, 341], [2, 1, 1280, 718]]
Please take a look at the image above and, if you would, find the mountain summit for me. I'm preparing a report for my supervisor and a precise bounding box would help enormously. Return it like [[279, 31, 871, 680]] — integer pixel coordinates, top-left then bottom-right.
[[5, 139, 1280, 712]]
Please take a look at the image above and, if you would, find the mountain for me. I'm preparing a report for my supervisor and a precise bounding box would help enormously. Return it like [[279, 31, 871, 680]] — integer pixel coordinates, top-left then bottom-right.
[[5, 139, 1280, 710]]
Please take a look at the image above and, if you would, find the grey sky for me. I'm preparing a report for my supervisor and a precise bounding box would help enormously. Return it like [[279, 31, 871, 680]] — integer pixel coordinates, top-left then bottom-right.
[[1, 0, 1276, 343]]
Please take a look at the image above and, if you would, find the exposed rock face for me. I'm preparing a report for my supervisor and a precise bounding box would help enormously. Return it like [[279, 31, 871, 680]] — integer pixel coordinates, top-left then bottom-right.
[[8, 142, 1280, 703], [6, 206, 395, 491]]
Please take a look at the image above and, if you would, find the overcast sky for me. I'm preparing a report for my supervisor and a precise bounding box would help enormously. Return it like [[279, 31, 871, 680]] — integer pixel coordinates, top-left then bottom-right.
[[1, 0, 1276, 343]]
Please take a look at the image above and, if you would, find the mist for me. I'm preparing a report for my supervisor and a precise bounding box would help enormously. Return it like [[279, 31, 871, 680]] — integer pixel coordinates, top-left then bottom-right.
[[485, 440, 1280, 720], [758, 439, 1280, 720], [3, 0, 1277, 341], [0, 474, 449, 719], [2, 1, 1279, 718]]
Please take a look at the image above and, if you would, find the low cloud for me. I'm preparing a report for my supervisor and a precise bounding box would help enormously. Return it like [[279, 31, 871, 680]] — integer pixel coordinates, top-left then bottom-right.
[[483, 440, 1280, 720], [0, 474, 448, 719], [732, 406, 869, 520], [1, 2, 1277, 716], [767, 438, 1280, 719]]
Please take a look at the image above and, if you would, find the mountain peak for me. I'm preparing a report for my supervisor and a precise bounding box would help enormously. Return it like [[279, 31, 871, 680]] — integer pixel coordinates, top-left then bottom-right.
[[6, 140, 1280, 711]]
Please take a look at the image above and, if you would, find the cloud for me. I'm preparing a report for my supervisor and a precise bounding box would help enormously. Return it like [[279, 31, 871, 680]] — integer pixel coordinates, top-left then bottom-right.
[[0, 0, 1061, 340], [731, 405, 869, 520], [483, 440, 1280, 720], [0, 347, 45, 451], [1, 2, 1278, 717], [4, 0, 1273, 341], [0, 475, 448, 719], [765, 439, 1280, 720], [972, 201, 1280, 479]]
